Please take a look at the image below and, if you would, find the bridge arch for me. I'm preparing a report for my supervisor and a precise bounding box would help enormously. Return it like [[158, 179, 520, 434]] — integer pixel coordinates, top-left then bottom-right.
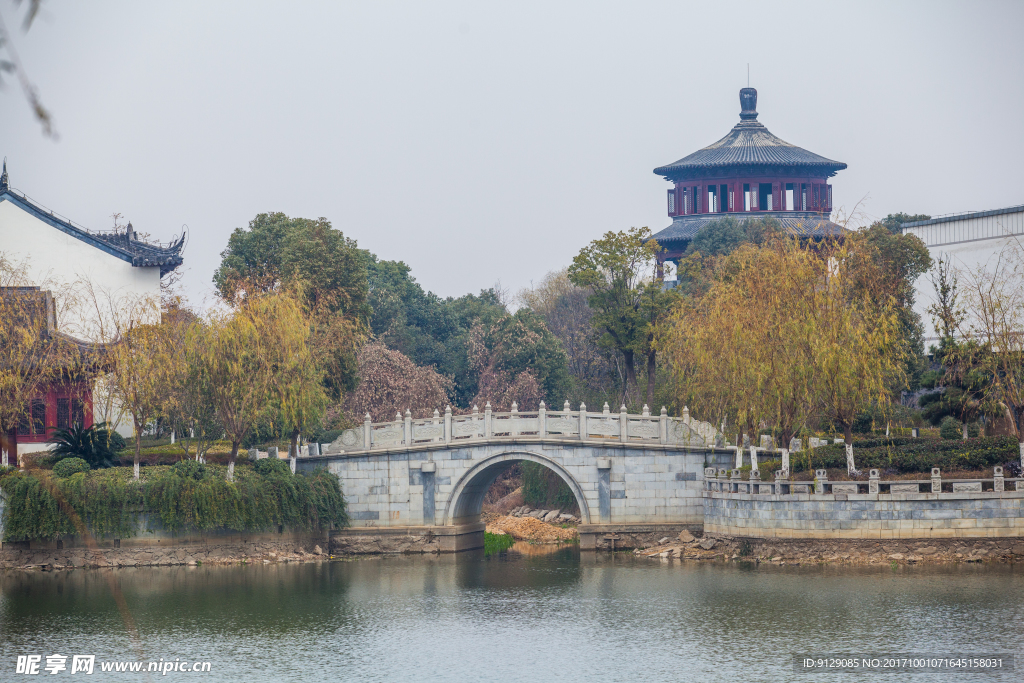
[[442, 450, 592, 526]]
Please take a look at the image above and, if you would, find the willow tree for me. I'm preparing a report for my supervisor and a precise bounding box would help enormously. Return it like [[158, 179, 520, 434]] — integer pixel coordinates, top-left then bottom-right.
[[202, 293, 324, 480], [659, 240, 817, 449], [806, 241, 905, 473], [659, 238, 905, 473], [105, 294, 169, 480]]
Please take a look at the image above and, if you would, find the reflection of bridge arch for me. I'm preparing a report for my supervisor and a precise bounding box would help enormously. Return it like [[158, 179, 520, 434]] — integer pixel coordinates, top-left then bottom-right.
[[443, 450, 592, 526]]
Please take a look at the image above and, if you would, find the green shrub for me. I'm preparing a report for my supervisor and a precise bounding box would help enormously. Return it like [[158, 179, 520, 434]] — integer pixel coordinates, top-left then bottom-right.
[[484, 531, 515, 555], [521, 461, 574, 509], [800, 436, 1016, 474], [253, 457, 292, 477], [319, 430, 345, 444], [52, 457, 90, 477], [940, 416, 962, 440], [0, 465, 347, 542], [172, 459, 207, 481]]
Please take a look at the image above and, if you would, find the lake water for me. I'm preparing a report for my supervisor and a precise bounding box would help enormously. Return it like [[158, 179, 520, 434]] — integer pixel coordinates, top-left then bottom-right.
[[1, 545, 1021, 682]]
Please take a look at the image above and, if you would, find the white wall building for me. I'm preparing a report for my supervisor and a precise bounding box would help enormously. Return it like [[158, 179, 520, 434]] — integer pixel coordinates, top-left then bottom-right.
[[903, 204, 1024, 345], [0, 161, 184, 453]]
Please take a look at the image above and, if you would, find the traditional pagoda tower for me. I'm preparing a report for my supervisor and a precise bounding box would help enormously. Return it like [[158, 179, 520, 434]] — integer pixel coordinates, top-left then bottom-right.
[[652, 87, 846, 272]]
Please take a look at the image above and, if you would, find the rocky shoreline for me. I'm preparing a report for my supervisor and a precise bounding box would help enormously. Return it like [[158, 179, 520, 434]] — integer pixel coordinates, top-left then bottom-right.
[[0, 539, 330, 571], [636, 531, 1024, 565]]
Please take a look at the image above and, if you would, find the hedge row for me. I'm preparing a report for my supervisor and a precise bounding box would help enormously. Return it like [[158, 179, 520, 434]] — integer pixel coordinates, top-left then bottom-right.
[[789, 436, 1020, 475], [0, 465, 348, 542]]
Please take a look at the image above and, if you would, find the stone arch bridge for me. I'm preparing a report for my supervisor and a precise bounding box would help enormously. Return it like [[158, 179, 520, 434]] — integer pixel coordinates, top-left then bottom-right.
[[297, 403, 730, 551]]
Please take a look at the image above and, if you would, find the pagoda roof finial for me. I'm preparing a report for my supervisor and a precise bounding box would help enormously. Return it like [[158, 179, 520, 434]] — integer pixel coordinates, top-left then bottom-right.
[[1, 157, 8, 191], [739, 87, 758, 121]]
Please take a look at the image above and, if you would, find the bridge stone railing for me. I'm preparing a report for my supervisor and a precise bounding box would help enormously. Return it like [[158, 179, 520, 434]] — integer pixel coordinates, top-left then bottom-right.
[[323, 401, 720, 454]]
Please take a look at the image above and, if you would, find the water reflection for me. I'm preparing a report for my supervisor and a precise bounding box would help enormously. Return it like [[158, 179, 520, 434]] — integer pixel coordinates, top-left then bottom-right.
[[0, 554, 1021, 682]]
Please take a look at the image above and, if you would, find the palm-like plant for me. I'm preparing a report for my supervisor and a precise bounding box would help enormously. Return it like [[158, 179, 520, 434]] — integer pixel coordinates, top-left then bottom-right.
[[49, 422, 120, 469]]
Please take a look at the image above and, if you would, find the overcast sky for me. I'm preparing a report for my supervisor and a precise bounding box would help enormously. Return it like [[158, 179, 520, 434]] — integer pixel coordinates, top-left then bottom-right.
[[2, 0, 1022, 306]]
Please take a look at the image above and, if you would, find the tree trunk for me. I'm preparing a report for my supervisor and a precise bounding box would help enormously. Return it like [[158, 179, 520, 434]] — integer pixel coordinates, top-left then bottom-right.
[[645, 351, 656, 409], [133, 418, 142, 481], [289, 428, 300, 458], [962, 422, 968, 441], [227, 441, 240, 481], [1, 430, 12, 467], [844, 423, 857, 475], [622, 350, 637, 404]]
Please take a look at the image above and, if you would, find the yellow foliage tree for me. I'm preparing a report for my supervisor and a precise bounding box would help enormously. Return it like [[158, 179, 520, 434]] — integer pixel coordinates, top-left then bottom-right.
[[660, 238, 904, 474], [201, 293, 324, 480]]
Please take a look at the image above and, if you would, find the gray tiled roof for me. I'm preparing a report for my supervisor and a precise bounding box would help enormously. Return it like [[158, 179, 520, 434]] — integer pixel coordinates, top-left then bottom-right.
[[652, 212, 845, 246], [654, 89, 846, 180], [1, 187, 184, 277]]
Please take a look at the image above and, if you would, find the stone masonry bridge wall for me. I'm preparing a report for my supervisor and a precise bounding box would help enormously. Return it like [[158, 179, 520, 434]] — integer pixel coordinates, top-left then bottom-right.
[[297, 403, 728, 551]]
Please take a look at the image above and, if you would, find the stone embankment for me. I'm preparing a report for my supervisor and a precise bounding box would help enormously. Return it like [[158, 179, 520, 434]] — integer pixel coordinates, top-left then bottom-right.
[[636, 531, 1024, 565], [0, 540, 329, 571]]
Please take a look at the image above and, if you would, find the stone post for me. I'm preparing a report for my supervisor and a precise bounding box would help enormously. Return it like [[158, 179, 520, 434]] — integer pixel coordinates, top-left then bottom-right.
[[472, 404, 480, 439], [869, 469, 880, 494], [538, 400, 547, 437], [780, 448, 790, 474], [729, 468, 741, 494], [619, 404, 628, 443], [1, 448, 7, 467], [510, 402, 519, 437], [248, 448, 258, 461], [704, 467, 716, 491], [814, 469, 827, 495], [682, 405, 690, 424], [659, 406, 668, 444], [912, 427, 919, 438], [642, 404, 650, 417], [931, 468, 941, 493], [484, 402, 492, 438], [774, 469, 787, 495], [309, 443, 320, 457], [994, 465, 1004, 493], [750, 446, 759, 474], [404, 409, 412, 446], [268, 446, 279, 460], [789, 437, 802, 453], [364, 413, 372, 449], [579, 403, 587, 441], [444, 405, 452, 444]]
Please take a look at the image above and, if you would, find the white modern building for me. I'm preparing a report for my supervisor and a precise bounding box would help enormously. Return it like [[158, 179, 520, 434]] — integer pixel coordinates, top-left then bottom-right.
[[0, 161, 184, 454], [903, 204, 1024, 344]]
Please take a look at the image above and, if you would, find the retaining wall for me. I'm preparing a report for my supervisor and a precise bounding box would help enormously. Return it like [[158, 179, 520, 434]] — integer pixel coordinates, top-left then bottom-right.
[[704, 491, 1024, 540]]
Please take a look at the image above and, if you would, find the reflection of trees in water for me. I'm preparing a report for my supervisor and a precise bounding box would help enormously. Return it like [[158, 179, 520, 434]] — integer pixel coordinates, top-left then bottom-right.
[[0, 564, 354, 638], [455, 545, 582, 592]]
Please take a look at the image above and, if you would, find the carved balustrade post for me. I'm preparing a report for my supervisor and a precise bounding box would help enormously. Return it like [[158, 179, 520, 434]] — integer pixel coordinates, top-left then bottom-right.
[[432, 409, 441, 443], [619, 404, 628, 443], [444, 405, 452, 445], [660, 406, 668, 444], [579, 403, 587, 441], [510, 402, 519, 437], [404, 409, 412, 446], [484, 402, 492, 438], [538, 401, 546, 437], [364, 413, 372, 449]]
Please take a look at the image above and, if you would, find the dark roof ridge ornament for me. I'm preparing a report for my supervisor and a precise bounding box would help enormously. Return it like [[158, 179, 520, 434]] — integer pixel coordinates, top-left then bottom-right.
[[739, 87, 758, 121], [1, 157, 8, 191]]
